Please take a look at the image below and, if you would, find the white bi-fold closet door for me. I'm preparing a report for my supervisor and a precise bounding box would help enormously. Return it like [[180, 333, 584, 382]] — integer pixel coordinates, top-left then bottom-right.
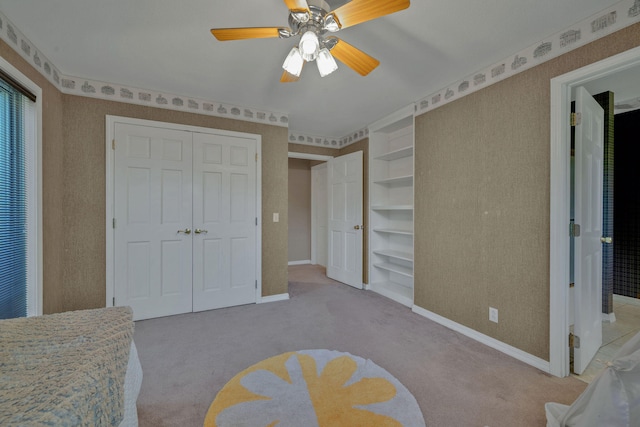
[[112, 121, 259, 321]]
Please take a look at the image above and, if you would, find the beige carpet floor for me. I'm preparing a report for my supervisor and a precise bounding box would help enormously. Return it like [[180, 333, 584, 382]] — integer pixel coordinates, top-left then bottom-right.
[[133, 265, 587, 427]]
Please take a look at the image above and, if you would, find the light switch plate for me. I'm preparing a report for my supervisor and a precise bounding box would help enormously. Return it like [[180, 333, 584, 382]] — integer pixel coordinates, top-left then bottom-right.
[[273, 212, 279, 222]]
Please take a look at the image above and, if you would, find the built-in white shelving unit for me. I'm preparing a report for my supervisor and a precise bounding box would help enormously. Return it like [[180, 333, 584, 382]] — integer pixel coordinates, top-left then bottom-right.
[[368, 105, 415, 308]]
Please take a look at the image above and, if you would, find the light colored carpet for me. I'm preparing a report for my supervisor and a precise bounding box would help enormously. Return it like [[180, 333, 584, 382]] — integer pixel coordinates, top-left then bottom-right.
[[204, 349, 425, 426], [134, 265, 587, 427]]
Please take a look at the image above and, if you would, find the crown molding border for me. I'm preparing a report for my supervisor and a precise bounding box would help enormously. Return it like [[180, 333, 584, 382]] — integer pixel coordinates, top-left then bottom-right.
[[415, 0, 640, 117]]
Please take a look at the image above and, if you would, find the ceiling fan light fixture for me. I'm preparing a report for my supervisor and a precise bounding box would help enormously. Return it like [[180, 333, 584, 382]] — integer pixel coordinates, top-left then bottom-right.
[[282, 46, 304, 77], [300, 30, 320, 61], [324, 14, 341, 32], [316, 48, 338, 77]]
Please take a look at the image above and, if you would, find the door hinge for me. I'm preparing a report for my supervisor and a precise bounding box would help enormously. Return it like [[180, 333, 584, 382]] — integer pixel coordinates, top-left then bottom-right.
[[255, 153, 258, 162], [570, 112, 582, 126], [255, 280, 258, 289], [570, 222, 580, 237], [255, 217, 258, 226], [569, 333, 580, 348], [112, 139, 115, 150], [113, 297, 115, 306], [112, 218, 116, 229]]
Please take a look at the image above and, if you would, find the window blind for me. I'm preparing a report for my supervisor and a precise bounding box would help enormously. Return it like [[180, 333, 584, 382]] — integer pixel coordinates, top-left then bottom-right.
[[0, 78, 27, 319]]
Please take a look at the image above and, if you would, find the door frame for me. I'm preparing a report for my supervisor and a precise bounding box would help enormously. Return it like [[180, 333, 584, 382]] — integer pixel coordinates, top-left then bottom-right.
[[288, 151, 333, 266], [549, 45, 640, 377], [311, 162, 328, 266], [105, 116, 262, 309]]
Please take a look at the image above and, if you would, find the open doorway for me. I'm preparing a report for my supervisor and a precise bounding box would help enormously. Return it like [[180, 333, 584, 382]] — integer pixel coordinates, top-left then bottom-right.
[[287, 152, 333, 267], [550, 45, 640, 378]]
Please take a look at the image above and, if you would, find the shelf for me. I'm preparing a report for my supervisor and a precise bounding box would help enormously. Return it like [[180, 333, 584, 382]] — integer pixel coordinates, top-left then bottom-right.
[[372, 249, 413, 262], [374, 146, 413, 161], [373, 228, 413, 236], [373, 262, 413, 278], [373, 175, 413, 186], [371, 205, 413, 211]]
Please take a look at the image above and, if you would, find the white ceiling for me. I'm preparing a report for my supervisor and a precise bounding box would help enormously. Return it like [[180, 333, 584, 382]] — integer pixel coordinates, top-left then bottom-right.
[[0, 0, 628, 137]]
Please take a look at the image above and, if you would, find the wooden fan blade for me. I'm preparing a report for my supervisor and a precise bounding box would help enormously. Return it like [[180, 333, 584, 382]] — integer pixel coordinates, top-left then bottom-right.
[[331, 0, 410, 29], [280, 70, 301, 83], [330, 38, 380, 76], [211, 27, 282, 41], [283, 0, 309, 12]]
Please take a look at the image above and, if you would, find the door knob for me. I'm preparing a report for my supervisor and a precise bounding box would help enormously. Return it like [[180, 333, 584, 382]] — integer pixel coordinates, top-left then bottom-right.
[[601, 237, 613, 244], [177, 228, 191, 235], [194, 229, 208, 234]]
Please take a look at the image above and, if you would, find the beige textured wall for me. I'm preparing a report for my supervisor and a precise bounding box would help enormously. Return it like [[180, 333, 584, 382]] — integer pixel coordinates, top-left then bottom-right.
[[1, 41, 65, 314], [60, 96, 289, 311], [414, 22, 640, 360], [288, 158, 312, 262]]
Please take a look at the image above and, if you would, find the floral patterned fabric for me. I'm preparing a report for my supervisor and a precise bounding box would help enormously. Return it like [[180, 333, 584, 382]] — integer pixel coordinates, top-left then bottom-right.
[[0, 307, 134, 426]]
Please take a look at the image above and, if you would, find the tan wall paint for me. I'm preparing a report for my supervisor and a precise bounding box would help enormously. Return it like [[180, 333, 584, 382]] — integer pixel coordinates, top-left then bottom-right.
[[414, 22, 640, 360], [288, 158, 311, 262], [59, 96, 289, 311], [0, 41, 65, 314]]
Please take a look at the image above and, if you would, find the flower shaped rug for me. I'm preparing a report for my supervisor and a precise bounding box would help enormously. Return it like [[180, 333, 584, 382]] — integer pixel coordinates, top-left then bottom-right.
[[204, 349, 425, 427]]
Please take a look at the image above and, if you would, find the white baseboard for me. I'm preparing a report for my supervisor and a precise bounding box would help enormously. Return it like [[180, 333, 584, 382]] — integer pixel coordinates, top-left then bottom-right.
[[602, 312, 616, 323], [411, 304, 551, 374], [258, 293, 290, 304], [288, 260, 312, 266]]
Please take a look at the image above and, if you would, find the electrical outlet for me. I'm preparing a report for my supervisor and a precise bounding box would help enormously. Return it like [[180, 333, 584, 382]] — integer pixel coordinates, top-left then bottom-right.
[[489, 307, 499, 323], [273, 212, 279, 222]]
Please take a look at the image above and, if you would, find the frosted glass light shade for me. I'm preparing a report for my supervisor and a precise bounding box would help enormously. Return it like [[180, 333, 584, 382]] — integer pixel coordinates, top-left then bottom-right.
[[299, 31, 319, 62], [316, 48, 338, 77], [282, 46, 304, 77]]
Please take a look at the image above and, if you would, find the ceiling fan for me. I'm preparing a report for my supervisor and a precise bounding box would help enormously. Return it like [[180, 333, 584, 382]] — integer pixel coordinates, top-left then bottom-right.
[[210, 0, 410, 82]]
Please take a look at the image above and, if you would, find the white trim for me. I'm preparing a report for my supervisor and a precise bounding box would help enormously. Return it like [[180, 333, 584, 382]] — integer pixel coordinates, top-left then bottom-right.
[[412, 304, 551, 373], [311, 162, 328, 266], [369, 283, 413, 308], [258, 293, 290, 304], [105, 115, 263, 309], [288, 260, 312, 266], [0, 55, 43, 317], [602, 312, 616, 323], [369, 105, 416, 133], [288, 152, 334, 161], [549, 45, 640, 378]]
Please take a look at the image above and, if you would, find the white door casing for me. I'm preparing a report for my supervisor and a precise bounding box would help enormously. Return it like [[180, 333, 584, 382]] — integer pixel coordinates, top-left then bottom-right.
[[192, 132, 257, 311], [114, 123, 194, 321], [108, 117, 261, 321], [327, 151, 363, 288], [311, 162, 328, 267], [573, 86, 604, 375]]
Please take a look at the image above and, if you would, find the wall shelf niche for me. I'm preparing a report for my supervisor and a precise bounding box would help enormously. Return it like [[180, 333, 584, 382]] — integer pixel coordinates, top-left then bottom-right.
[[368, 105, 415, 308]]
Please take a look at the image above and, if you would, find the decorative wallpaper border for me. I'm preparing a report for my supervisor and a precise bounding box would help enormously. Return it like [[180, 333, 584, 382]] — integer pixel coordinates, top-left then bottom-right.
[[289, 126, 369, 148], [0, 10, 289, 130], [415, 0, 640, 117], [2, 1, 640, 147]]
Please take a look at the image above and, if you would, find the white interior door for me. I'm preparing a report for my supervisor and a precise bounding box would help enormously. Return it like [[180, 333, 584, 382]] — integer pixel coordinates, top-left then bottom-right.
[[573, 86, 604, 375], [327, 151, 363, 288], [114, 124, 193, 321], [192, 132, 257, 311], [311, 162, 328, 267]]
